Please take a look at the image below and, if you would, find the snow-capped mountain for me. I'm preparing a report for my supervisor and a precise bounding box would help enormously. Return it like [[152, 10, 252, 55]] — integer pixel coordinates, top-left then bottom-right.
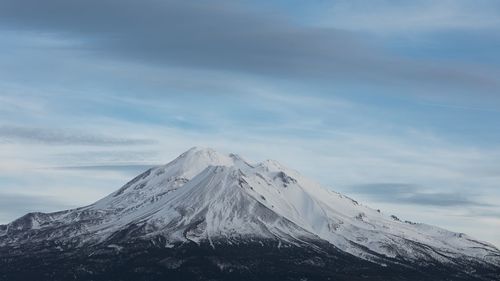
[[1, 147, 499, 281]]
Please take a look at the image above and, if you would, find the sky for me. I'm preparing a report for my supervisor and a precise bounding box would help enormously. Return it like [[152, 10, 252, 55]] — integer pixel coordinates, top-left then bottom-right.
[[0, 0, 499, 247]]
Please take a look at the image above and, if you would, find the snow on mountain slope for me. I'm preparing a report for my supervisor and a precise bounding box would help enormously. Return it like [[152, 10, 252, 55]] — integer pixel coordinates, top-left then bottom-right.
[[1, 147, 499, 268]]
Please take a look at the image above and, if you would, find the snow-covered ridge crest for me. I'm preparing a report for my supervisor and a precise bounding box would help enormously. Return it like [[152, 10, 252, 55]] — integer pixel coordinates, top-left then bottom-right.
[[1, 147, 499, 268]]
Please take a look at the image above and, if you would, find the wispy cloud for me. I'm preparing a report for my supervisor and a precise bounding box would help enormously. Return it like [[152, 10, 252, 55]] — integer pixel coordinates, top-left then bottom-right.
[[51, 164, 155, 174], [347, 183, 490, 207], [321, 0, 500, 32], [0, 126, 155, 145]]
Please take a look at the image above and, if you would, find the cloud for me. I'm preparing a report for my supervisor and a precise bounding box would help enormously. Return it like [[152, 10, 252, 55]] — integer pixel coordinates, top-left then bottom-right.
[[0, 0, 498, 97], [460, 208, 500, 219], [52, 150, 161, 164], [347, 183, 490, 207], [0, 126, 155, 145], [52, 164, 155, 174], [321, 0, 500, 32]]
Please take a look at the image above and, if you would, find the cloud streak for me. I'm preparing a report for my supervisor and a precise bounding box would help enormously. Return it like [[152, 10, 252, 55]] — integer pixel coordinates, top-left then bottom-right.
[[321, 0, 500, 32], [347, 183, 491, 207], [51, 164, 155, 173], [0, 126, 155, 145]]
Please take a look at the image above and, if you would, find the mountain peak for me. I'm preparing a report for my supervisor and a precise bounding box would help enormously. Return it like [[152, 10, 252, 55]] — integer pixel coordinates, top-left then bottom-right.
[[183, 146, 218, 155], [179, 146, 228, 162], [166, 146, 235, 179]]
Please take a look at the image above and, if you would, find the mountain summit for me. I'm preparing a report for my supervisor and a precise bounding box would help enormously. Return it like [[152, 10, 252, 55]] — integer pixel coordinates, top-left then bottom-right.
[[1, 147, 499, 281]]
